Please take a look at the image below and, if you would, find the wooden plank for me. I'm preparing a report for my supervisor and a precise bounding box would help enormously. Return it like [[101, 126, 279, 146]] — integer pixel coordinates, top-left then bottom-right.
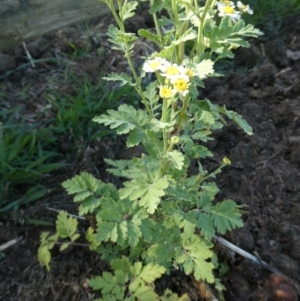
[[0, 0, 110, 49]]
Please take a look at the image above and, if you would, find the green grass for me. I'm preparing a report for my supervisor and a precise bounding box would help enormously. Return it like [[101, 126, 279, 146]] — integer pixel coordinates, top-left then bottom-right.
[[0, 117, 65, 213], [0, 73, 139, 213], [244, 0, 300, 33], [46, 74, 139, 152]]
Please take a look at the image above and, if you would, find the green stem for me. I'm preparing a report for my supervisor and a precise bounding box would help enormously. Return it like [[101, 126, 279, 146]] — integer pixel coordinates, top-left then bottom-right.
[[108, 0, 153, 117], [174, 96, 189, 134], [150, 0, 163, 46], [108, 1, 124, 31], [162, 99, 169, 153]]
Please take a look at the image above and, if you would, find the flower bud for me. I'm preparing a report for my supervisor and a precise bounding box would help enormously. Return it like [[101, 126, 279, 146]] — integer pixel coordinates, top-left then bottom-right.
[[171, 136, 179, 144], [223, 157, 231, 165]]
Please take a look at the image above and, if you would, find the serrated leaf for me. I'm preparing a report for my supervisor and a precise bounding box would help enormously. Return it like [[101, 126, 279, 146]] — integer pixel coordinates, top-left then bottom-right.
[[93, 104, 147, 135], [221, 108, 253, 135], [160, 289, 182, 301], [56, 211, 78, 239], [196, 213, 215, 240], [71, 233, 80, 242], [138, 29, 162, 46], [211, 200, 243, 234], [111, 256, 131, 272], [121, 1, 138, 21], [195, 60, 214, 79], [120, 176, 169, 214], [94, 221, 116, 243], [102, 72, 135, 87], [59, 242, 70, 252], [165, 150, 184, 170], [138, 263, 166, 283], [38, 245, 52, 271], [127, 222, 142, 247], [88, 271, 127, 299], [62, 172, 99, 195], [172, 31, 197, 45], [199, 111, 214, 124], [179, 235, 214, 282], [131, 284, 158, 301], [197, 182, 219, 208]]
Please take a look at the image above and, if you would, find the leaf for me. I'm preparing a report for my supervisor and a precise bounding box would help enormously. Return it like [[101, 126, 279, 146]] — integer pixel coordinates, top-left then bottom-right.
[[196, 213, 215, 240], [137, 263, 166, 283], [197, 182, 219, 208], [59, 242, 70, 252], [179, 235, 214, 282], [131, 284, 158, 301], [121, 1, 138, 21], [88, 271, 127, 300], [95, 220, 118, 243], [119, 176, 169, 214], [127, 222, 142, 247], [195, 60, 214, 80], [221, 107, 253, 135], [102, 72, 135, 87], [62, 172, 99, 195], [93, 104, 148, 135], [160, 289, 182, 301], [138, 29, 162, 46], [199, 111, 214, 124], [56, 211, 78, 239], [165, 150, 185, 170], [172, 31, 197, 45], [38, 245, 51, 271], [210, 200, 243, 234]]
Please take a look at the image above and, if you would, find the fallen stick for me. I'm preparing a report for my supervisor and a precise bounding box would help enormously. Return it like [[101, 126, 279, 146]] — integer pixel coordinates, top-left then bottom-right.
[[0, 237, 23, 251], [213, 235, 284, 275]]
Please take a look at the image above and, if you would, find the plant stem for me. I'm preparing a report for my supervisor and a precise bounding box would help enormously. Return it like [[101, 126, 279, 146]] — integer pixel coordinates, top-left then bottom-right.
[[196, 0, 214, 56]]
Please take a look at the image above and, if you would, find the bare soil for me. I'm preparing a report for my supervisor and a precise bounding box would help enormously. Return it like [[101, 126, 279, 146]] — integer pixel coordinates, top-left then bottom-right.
[[1, 12, 300, 301]]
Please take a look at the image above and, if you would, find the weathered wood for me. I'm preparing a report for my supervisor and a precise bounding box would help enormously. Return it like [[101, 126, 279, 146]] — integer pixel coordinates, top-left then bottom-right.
[[0, 0, 110, 49]]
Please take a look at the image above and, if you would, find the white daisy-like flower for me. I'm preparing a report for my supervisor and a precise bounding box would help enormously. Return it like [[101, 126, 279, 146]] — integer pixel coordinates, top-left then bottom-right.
[[161, 62, 187, 79], [237, 1, 253, 14], [218, 5, 241, 22], [159, 85, 174, 99], [171, 76, 190, 97], [143, 57, 167, 73], [216, 0, 235, 8]]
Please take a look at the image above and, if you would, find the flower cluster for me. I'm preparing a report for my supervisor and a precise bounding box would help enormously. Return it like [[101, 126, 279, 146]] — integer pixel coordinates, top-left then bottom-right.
[[143, 58, 193, 98], [216, 1, 253, 22]]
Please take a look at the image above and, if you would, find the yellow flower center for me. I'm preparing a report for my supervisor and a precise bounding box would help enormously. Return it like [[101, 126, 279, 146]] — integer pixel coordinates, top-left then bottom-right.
[[186, 69, 194, 78], [173, 78, 189, 92], [159, 86, 173, 99], [240, 4, 247, 11], [149, 61, 160, 70], [165, 66, 180, 76], [171, 136, 179, 144], [224, 6, 235, 14]]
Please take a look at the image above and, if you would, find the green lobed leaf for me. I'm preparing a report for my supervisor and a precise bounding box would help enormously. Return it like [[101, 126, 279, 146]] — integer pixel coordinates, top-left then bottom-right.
[[221, 107, 253, 135], [102, 72, 135, 87], [93, 104, 148, 135], [121, 1, 138, 21], [165, 150, 185, 170], [199, 111, 214, 124], [210, 200, 244, 234], [119, 175, 169, 214], [56, 211, 78, 239], [37, 246, 52, 271], [179, 234, 214, 282], [138, 29, 162, 46]]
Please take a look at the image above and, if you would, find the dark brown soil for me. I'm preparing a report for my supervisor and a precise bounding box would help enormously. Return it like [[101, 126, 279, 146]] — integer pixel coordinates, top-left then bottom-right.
[[1, 12, 300, 301]]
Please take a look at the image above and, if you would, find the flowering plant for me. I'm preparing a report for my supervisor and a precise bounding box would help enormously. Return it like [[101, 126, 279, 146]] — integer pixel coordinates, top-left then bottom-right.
[[38, 0, 262, 299]]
